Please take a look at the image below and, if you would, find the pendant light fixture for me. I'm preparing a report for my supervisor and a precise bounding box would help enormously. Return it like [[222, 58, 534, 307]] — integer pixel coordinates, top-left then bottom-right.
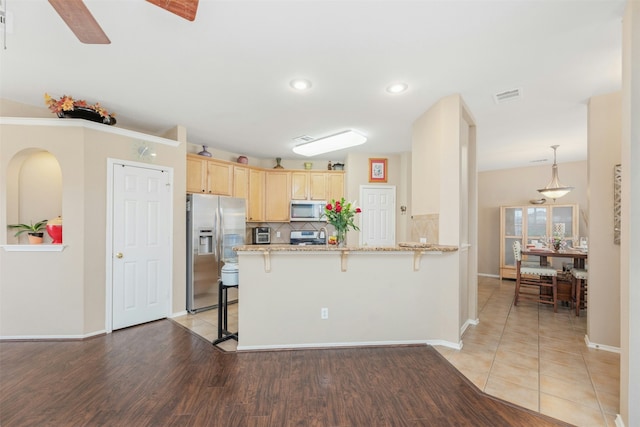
[[537, 145, 574, 200]]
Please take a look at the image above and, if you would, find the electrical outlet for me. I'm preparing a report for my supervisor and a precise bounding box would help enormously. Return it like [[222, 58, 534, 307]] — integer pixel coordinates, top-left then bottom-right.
[[321, 307, 329, 319], [276, 231, 281, 238]]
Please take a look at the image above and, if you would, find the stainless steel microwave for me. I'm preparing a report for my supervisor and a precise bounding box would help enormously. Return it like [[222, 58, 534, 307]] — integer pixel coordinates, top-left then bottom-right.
[[290, 200, 326, 222]]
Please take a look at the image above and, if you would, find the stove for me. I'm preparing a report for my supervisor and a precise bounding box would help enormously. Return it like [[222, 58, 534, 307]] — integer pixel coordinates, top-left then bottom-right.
[[290, 230, 326, 245]]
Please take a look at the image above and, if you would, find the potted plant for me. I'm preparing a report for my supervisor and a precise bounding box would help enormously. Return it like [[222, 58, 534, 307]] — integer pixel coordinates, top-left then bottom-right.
[[8, 220, 49, 244]]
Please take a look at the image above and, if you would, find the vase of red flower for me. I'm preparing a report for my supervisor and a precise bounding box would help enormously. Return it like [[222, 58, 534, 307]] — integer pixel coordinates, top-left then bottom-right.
[[323, 198, 361, 247]]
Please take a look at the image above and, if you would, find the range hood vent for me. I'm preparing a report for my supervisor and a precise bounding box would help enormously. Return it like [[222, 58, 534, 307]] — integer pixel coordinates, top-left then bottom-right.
[[493, 88, 522, 104]]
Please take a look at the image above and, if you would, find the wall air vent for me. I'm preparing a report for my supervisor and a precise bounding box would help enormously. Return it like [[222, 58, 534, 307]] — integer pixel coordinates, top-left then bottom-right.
[[293, 135, 315, 144], [493, 88, 522, 104]]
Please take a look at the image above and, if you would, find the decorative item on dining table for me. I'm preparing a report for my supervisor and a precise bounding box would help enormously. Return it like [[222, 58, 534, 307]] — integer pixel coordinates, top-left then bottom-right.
[[44, 93, 116, 125], [551, 233, 567, 252], [323, 198, 361, 247]]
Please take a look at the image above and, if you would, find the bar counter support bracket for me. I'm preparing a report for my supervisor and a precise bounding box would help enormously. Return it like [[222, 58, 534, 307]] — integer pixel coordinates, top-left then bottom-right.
[[414, 251, 423, 271], [341, 251, 349, 272], [263, 251, 271, 273]]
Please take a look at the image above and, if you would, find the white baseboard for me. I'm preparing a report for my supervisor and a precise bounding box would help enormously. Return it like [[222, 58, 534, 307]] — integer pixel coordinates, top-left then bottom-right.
[[460, 318, 479, 335], [615, 414, 625, 427], [584, 335, 621, 353], [170, 310, 188, 318], [0, 329, 107, 341], [478, 273, 500, 278], [426, 339, 463, 350], [237, 339, 461, 351]]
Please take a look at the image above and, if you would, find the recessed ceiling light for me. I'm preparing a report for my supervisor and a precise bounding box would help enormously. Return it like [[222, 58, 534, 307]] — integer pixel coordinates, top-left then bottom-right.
[[290, 79, 312, 91], [386, 82, 408, 94]]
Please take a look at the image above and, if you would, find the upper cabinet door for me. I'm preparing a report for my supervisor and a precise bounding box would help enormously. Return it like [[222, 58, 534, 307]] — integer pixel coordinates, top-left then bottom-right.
[[309, 172, 327, 200], [186, 156, 206, 193], [206, 160, 233, 196], [233, 166, 249, 199], [265, 171, 291, 221], [248, 169, 265, 222], [291, 172, 309, 200]]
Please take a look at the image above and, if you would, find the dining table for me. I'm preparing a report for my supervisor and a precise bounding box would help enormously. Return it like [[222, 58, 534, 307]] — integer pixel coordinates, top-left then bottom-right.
[[521, 247, 588, 304], [521, 247, 588, 269]]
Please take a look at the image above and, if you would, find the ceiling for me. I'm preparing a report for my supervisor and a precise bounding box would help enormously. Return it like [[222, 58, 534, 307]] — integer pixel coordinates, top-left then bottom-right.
[[0, 0, 626, 171]]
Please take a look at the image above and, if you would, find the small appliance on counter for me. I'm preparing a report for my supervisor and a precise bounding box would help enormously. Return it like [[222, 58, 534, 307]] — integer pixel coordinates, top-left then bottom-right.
[[290, 230, 326, 245], [252, 226, 271, 244]]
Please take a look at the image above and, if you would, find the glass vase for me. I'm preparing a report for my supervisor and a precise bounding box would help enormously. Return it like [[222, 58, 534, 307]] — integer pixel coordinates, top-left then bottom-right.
[[336, 228, 346, 247]]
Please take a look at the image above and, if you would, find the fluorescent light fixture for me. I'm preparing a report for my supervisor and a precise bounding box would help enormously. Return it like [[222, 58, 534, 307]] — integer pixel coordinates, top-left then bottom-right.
[[292, 130, 367, 157], [290, 79, 312, 91], [386, 82, 408, 94]]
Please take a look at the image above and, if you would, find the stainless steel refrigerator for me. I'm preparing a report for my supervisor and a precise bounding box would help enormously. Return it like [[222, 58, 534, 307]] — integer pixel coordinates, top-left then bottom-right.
[[186, 194, 246, 313]]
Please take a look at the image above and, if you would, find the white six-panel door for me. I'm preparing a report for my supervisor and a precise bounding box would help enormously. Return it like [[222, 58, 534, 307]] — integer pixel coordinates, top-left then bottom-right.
[[360, 185, 396, 247], [112, 163, 171, 330]]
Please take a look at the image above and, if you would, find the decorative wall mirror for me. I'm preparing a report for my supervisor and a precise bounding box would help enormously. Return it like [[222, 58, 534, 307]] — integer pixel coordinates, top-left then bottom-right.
[[614, 164, 621, 245]]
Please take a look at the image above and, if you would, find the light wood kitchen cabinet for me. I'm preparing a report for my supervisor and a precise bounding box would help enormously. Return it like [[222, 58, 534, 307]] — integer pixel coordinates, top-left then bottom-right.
[[186, 155, 207, 193], [309, 172, 328, 200], [206, 159, 233, 196], [291, 172, 309, 200], [265, 171, 291, 221], [187, 155, 233, 195], [500, 203, 579, 279], [187, 154, 344, 219], [290, 171, 344, 201], [325, 172, 344, 202], [233, 166, 249, 199], [248, 169, 265, 222]]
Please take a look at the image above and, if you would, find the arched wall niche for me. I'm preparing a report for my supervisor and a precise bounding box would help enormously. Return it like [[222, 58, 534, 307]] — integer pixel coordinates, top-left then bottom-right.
[[6, 148, 62, 244]]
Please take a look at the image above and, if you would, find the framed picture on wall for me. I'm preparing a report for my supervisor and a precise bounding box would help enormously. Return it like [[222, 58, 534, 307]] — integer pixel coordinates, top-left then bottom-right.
[[369, 158, 387, 183]]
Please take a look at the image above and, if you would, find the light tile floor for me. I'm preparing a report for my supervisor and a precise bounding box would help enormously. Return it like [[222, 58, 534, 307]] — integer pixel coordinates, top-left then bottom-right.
[[435, 276, 620, 427], [172, 276, 620, 427]]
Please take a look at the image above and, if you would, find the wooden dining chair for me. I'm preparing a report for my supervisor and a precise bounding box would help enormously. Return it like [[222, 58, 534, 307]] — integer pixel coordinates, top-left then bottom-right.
[[571, 268, 588, 316], [513, 241, 558, 312]]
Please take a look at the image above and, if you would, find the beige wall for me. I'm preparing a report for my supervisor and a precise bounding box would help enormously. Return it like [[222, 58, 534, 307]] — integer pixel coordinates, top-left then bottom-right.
[[478, 161, 588, 276], [0, 116, 186, 337], [620, 2, 639, 424], [411, 93, 478, 327], [237, 250, 462, 350], [587, 92, 621, 349], [344, 151, 409, 243]]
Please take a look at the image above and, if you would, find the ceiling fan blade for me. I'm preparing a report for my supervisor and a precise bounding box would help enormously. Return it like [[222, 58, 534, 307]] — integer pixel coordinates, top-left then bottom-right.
[[146, 0, 199, 21], [48, 0, 110, 44]]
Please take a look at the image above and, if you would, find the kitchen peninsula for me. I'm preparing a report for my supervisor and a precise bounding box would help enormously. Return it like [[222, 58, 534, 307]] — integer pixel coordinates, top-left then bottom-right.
[[234, 243, 464, 351]]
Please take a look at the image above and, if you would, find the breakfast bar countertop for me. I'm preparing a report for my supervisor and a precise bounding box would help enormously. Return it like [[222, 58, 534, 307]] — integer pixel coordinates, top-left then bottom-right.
[[234, 243, 459, 253]]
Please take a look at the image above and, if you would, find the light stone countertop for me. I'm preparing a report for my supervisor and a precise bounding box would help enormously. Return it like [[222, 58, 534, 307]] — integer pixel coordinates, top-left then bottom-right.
[[234, 243, 458, 253]]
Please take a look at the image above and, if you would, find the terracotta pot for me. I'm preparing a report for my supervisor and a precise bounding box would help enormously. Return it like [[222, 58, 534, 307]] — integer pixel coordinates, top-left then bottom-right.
[[28, 233, 44, 244]]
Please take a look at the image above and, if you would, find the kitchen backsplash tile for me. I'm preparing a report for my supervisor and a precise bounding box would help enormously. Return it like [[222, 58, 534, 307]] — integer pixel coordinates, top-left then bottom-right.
[[247, 222, 329, 244]]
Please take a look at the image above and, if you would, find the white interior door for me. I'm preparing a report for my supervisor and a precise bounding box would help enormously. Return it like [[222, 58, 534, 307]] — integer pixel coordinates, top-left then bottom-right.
[[112, 163, 171, 330], [360, 185, 396, 247]]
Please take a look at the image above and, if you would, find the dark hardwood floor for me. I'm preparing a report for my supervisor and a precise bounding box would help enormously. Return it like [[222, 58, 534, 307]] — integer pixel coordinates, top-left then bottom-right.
[[0, 320, 572, 427]]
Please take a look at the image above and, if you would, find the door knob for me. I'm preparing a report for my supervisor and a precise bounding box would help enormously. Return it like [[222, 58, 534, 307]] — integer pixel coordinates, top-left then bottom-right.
[[115, 252, 123, 259]]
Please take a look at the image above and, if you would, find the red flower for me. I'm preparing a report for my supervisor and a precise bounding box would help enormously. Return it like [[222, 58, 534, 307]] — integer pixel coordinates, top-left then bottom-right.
[[326, 203, 332, 211], [335, 205, 342, 213], [355, 208, 361, 213]]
